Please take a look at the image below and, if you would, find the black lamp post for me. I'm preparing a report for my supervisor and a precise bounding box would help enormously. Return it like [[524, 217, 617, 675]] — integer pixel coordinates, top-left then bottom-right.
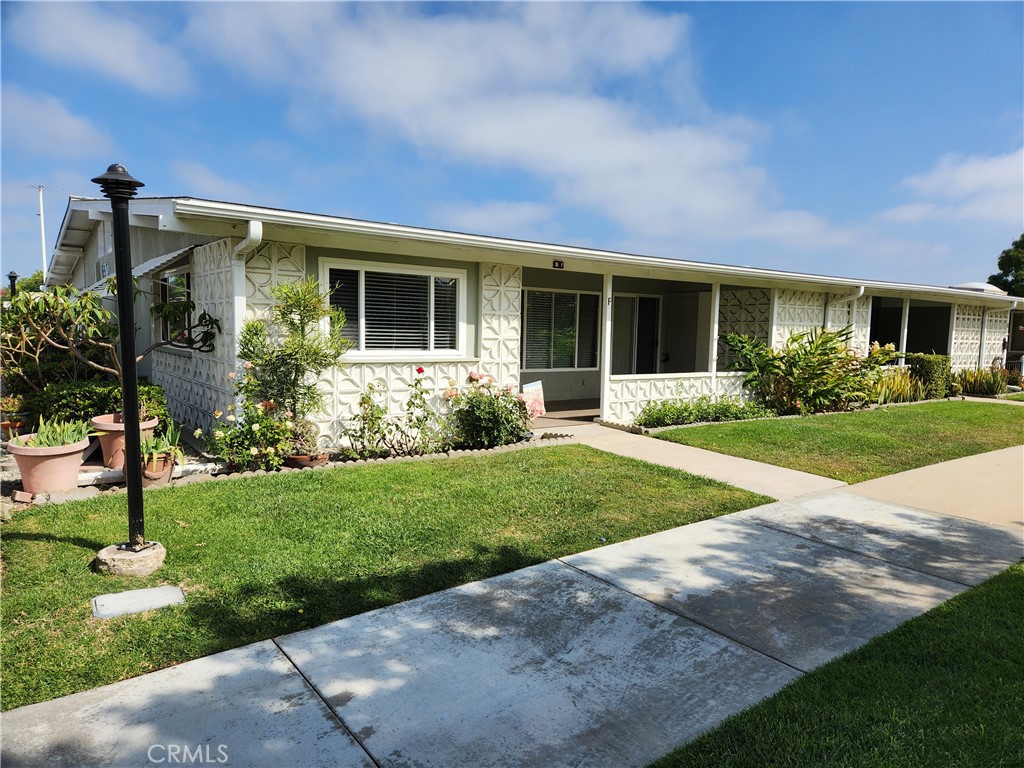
[[7, 271, 17, 296], [92, 164, 147, 549]]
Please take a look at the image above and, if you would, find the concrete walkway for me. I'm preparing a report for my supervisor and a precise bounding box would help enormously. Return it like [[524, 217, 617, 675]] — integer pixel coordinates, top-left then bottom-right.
[[3, 434, 1022, 768]]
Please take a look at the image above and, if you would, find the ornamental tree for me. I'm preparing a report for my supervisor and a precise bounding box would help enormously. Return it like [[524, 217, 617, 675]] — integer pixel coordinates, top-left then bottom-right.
[[988, 233, 1024, 297], [237, 276, 350, 420], [0, 282, 220, 392]]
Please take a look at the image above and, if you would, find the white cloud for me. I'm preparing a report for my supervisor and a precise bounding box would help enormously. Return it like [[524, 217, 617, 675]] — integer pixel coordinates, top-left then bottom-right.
[[183, 3, 848, 250], [6, 3, 192, 96], [1, 86, 115, 157], [170, 161, 251, 202], [879, 148, 1024, 227], [432, 200, 554, 238]]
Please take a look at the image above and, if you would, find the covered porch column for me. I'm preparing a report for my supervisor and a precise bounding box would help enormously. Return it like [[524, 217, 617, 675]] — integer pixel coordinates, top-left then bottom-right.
[[599, 272, 613, 421]]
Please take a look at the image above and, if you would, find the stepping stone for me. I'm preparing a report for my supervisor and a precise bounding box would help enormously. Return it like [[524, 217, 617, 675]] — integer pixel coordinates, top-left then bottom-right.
[[91, 585, 185, 619]]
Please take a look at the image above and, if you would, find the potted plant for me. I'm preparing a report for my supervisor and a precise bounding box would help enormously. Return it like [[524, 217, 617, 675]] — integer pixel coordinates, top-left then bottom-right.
[[283, 418, 329, 468], [139, 421, 184, 488], [7, 417, 95, 495], [0, 394, 29, 442], [91, 407, 159, 470]]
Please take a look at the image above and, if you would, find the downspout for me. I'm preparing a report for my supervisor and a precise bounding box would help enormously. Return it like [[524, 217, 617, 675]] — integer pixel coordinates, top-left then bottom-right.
[[232, 219, 263, 259], [1007, 300, 1020, 368], [231, 220, 263, 387], [823, 285, 865, 329]]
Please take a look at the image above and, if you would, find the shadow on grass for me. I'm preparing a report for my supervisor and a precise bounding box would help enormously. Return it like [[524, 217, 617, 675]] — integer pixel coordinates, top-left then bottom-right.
[[181, 543, 540, 650], [1, 530, 110, 553]]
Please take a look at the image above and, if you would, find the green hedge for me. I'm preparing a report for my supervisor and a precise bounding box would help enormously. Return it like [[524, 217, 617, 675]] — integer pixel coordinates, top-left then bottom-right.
[[635, 395, 776, 428], [905, 353, 951, 400], [23, 381, 171, 435]]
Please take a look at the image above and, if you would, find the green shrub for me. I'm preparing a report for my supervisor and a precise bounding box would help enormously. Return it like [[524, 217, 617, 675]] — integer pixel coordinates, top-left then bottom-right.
[[724, 327, 898, 415], [635, 395, 775, 428], [956, 367, 1008, 396], [447, 371, 530, 449], [200, 399, 292, 471], [871, 366, 927, 405], [905, 353, 951, 400], [23, 381, 170, 434], [11, 416, 94, 447]]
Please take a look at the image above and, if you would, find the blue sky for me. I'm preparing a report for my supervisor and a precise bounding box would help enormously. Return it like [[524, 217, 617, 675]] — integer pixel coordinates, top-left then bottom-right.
[[2, 1, 1021, 287]]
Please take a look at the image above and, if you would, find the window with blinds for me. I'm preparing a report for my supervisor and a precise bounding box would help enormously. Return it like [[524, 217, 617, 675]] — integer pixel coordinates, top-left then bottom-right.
[[327, 264, 461, 353], [521, 289, 600, 370]]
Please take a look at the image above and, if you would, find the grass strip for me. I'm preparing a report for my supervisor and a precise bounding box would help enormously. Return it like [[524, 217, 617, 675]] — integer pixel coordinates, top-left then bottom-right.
[[1, 445, 769, 711], [655, 400, 1024, 483], [650, 562, 1024, 768]]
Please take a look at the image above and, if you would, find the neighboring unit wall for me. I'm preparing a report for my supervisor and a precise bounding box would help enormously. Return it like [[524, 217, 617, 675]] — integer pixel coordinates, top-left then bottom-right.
[[151, 239, 238, 431], [606, 372, 747, 424]]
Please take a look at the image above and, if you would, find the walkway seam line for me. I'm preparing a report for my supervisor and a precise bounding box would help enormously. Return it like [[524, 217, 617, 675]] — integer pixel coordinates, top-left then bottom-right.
[[732, 514, 976, 589], [554, 557, 808, 675], [271, 637, 385, 768]]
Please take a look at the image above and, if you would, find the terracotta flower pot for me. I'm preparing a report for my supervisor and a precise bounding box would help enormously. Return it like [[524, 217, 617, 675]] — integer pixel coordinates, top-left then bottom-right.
[[283, 453, 329, 469], [90, 414, 159, 470], [141, 454, 177, 488], [7, 435, 91, 495]]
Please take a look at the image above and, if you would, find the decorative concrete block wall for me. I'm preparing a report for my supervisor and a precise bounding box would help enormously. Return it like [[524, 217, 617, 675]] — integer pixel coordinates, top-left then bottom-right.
[[772, 289, 826, 348], [717, 286, 771, 371], [951, 304, 984, 371], [606, 371, 748, 424], [152, 238, 238, 431]]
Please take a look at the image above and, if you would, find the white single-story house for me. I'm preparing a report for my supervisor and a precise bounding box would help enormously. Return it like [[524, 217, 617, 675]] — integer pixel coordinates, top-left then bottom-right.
[[46, 196, 1020, 433]]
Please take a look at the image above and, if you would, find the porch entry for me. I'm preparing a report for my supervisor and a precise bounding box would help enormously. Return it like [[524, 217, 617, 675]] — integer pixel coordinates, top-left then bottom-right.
[[612, 295, 660, 375]]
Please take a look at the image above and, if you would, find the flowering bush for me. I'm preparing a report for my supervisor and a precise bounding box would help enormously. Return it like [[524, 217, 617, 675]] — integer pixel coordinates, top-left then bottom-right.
[[447, 370, 530, 449], [198, 372, 293, 471], [344, 367, 451, 458]]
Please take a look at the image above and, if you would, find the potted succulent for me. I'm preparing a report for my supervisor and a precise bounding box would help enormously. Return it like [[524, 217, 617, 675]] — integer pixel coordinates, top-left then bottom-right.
[[283, 418, 329, 469], [91, 408, 159, 470], [0, 394, 29, 442], [139, 421, 184, 488], [7, 417, 95, 495]]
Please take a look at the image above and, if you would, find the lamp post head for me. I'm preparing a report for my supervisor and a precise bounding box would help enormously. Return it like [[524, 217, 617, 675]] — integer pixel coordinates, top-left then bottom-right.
[[91, 164, 144, 200], [7, 271, 17, 295]]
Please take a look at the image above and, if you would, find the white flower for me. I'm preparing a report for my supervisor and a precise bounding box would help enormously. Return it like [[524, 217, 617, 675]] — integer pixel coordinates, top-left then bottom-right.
[[193, 428, 203, 438], [214, 430, 224, 439], [249, 447, 258, 456], [226, 414, 236, 422], [251, 423, 261, 433], [285, 420, 294, 430]]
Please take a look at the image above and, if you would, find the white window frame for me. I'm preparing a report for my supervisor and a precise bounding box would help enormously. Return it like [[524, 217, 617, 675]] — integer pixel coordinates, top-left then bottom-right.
[[520, 288, 602, 372], [157, 265, 192, 344], [319, 258, 467, 362]]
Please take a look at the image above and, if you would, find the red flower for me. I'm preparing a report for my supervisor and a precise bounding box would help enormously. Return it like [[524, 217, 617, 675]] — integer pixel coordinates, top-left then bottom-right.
[[416, 366, 425, 375]]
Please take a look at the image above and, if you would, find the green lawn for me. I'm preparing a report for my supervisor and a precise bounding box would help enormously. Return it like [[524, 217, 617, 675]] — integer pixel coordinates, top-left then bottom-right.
[[1005, 392, 1024, 402], [649, 562, 1024, 768], [655, 401, 1024, 483], [0, 445, 769, 711]]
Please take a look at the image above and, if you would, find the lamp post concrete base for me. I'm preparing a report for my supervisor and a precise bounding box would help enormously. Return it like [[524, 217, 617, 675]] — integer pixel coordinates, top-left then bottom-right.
[[93, 542, 167, 577]]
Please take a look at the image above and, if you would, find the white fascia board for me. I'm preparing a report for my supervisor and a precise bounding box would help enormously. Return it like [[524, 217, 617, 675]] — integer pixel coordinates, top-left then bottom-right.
[[170, 197, 1019, 308]]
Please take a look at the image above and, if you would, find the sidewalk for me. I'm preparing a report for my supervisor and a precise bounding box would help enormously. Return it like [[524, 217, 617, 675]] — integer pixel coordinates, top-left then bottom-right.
[[3, 433, 1021, 768]]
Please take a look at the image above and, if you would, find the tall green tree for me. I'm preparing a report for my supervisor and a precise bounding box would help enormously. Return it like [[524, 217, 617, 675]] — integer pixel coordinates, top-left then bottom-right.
[[988, 233, 1024, 297]]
